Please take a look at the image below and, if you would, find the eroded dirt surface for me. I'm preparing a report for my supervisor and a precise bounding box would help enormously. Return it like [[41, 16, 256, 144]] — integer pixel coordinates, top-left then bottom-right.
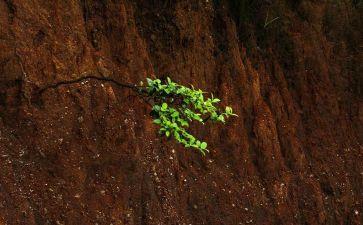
[[0, 0, 362, 224]]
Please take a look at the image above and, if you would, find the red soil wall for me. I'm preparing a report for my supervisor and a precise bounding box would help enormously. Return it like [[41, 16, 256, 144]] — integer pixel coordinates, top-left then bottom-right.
[[0, 1, 362, 224]]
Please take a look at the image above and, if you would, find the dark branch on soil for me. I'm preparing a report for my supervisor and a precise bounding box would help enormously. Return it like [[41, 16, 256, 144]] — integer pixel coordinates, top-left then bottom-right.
[[38, 75, 140, 96], [36, 75, 153, 107]]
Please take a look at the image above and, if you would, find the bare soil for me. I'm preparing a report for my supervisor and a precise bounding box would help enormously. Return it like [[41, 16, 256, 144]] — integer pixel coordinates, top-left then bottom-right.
[[0, 0, 362, 224]]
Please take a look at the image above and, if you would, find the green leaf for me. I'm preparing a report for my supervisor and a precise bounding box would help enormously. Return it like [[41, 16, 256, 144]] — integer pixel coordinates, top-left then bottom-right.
[[174, 130, 180, 138], [200, 142, 207, 149], [225, 106, 232, 114], [218, 115, 225, 123], [147, 78, 153, 86], [212, 98, 220, 103], [165, 121, 171, 127], [171, 111, 179, 117], [159, 128, 166, 134], [161, 103, 168, 110], [166, 131, 170, 137], [152, 105, 161, 112], [153, 119, 161, 124]]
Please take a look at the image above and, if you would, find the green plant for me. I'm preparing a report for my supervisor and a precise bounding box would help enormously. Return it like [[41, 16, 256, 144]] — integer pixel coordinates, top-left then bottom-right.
[[139, 77, 237, 155], [37, 75, 237, 155]]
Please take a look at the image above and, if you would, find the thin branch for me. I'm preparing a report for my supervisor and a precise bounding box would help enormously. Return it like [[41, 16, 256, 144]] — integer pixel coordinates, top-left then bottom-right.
[[38, 75, 140, 96], [36, 74, 154, 107], [202, 115, 211, 123]]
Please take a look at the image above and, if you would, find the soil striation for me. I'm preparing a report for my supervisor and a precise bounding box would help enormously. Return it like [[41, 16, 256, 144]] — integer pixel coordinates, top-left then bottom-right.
[[0, 0, 362, 224]]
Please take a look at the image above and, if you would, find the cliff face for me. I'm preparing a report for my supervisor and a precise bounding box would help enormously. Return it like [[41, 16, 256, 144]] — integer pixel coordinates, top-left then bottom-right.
[[0, 0, 362, 224]]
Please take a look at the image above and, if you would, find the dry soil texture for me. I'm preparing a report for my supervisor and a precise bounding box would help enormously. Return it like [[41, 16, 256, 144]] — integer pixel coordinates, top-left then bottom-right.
[[0, 0, 362, 224]]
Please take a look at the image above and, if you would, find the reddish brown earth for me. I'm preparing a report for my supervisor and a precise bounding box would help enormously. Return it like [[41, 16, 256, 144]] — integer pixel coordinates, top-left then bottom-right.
[[0, 0, 362, 224]]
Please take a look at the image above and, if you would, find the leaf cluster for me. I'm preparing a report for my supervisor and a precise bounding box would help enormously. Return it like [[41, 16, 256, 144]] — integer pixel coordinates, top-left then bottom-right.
[[139, 77, 237, 155]]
